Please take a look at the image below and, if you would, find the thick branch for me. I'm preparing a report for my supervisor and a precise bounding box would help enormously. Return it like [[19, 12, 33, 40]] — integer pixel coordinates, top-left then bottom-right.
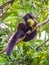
[[0, 17, 49, 54]]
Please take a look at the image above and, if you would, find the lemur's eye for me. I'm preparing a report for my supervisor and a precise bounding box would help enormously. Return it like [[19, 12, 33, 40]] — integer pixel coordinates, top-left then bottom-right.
[[27, 19, 35, 27]]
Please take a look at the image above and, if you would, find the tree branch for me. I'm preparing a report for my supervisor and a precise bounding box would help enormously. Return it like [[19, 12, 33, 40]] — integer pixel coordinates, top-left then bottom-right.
[[0, 0, 14, 8], [0, 0, 15, 18], [0, 16, 49, 54]]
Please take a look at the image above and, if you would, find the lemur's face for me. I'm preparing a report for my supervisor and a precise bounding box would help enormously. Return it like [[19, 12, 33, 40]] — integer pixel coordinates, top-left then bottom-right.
[[23, 13, 35, 28], [27, 19, 35, 27]]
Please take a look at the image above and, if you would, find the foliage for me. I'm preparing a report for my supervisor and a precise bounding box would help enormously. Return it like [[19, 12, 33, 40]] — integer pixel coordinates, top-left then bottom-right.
[[0, 0, 49, 65]]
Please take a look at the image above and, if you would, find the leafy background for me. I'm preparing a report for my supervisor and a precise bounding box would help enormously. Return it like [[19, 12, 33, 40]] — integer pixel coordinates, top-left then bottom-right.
[[0, 0, 49, 65]]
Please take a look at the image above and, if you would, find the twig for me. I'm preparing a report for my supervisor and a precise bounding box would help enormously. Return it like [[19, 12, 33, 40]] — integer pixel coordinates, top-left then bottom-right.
[[20, 0, 27, 13], [40, 38, 49, 47], [37, 16, 49, 27], [0, 16, 49, 54], [0, 47, 6, 54], [36, 38, 49, 51]]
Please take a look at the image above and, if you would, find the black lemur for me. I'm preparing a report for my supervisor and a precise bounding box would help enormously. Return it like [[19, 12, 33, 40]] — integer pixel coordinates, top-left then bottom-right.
[[6, 13, 37, 56]]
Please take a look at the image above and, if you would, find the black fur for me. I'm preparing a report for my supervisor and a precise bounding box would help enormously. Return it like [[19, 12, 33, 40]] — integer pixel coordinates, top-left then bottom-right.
[[6, 13, 37, 56]]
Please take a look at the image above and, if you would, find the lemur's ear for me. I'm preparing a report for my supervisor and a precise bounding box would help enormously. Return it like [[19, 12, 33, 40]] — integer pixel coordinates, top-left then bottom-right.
[[23, 12, 35, 21], [28, 12, 35, 18]]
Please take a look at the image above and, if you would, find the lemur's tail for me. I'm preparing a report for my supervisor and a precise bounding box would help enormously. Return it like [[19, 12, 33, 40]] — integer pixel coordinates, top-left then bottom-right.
[[6, 31, 24, 56], [6, 32, 18, 56]]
